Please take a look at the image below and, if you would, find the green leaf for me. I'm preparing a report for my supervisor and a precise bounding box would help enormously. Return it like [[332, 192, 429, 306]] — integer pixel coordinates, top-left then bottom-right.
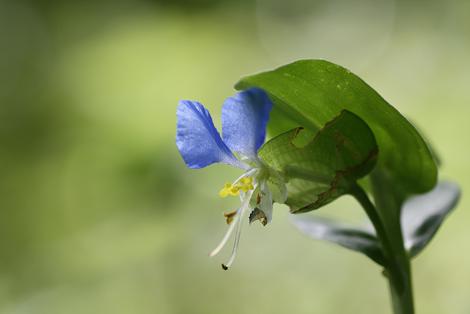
[[290, 181, 460, 266], [259, 110, 378, 213], [402, 181, 460, 258], [291, 215, 385, 266], [236, 59, 437, 197]]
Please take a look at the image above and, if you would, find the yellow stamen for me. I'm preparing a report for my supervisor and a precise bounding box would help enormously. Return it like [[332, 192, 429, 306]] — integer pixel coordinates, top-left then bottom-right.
[[240, 183, 254, 192], [218, 176, 254, 198], [219, 183, 233, 198], [229, 186, 240, 196], [240, 177, 252, 185], [238, 176, 254, 192]]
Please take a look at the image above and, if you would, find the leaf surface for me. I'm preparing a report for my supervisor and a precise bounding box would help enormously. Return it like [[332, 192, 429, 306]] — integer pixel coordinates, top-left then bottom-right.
[[259, 110, 377, 212]]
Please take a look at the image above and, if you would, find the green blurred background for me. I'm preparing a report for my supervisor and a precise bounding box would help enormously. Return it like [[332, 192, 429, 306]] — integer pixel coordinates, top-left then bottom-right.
[[0, 0, 468, 313]]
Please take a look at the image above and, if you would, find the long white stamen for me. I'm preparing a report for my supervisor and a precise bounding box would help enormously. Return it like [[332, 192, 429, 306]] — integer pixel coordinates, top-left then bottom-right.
[[221, 188, 255, 270], [209, 213, 240, 257], [211, 173, 257, 258], [222, 211, 244, 269]]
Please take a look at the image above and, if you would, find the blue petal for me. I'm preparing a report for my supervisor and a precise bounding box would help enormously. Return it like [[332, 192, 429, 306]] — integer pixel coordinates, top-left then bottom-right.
[[176, 100, 243, 169], [221, 88, 273, 157]]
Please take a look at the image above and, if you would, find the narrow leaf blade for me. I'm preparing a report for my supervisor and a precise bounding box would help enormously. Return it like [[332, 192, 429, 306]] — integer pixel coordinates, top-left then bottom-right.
[[402, 181, 461, 257], [291, 215, 385, 266]]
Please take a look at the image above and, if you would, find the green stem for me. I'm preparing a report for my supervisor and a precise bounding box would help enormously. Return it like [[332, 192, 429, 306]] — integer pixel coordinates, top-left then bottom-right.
[[350, 183, 414, 314], [389, 269, 414, 314]]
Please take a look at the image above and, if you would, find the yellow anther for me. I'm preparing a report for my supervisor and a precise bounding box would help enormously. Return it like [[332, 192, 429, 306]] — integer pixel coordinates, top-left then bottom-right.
[[219, 183, 233, 198], [240, 177, 253, 185], [240, 183, 254, 192], [238, 176, 254, 192], [229, 186, 240, 196], [219, 176, 254, 198]]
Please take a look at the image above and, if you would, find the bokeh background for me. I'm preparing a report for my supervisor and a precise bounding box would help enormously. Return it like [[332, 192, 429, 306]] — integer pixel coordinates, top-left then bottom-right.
[[0, 0, 469, 313]]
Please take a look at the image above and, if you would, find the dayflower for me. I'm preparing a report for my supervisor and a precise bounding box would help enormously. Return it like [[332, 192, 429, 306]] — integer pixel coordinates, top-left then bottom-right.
[[176, 88, 287, 269]]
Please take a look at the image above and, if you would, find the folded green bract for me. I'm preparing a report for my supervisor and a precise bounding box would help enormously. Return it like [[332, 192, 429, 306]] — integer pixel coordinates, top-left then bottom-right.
[[236, 59, 438, 199]]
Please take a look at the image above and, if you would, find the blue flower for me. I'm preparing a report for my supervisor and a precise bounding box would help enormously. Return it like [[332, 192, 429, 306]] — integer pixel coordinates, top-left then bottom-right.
[[176, 88, 287, 269]]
